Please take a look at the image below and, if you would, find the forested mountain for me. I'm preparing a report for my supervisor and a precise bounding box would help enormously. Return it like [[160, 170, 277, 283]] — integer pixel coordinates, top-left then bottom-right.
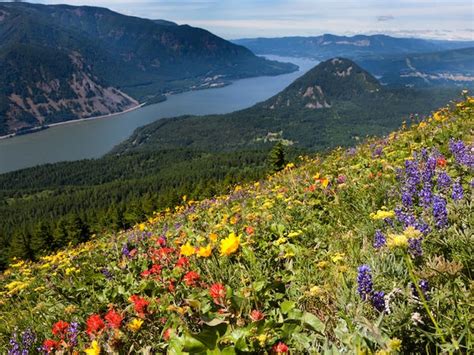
[[0, 2, 296, 135], [0, 58, 461, 268], [114, 58, 459, 153], [233, 34, 474, 60], [358, 47, 474, 87]]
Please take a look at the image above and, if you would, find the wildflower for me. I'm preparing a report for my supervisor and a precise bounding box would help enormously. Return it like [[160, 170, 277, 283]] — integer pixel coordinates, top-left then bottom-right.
[[449, 139, 473, 168], [209, 233, 219, 242], [436, 157, 447, 168], [163, 328, 173, 341], [245, 226, 255, 235], [209, 283, 226, 304], [105, 309, 124, 329], [127, 318, 143, 332], [250, 310, 265, 322], [403, 226, 422, 239], [122, 244, 131, 258], [197, 245, 212, 257], [418, 183, 432, 208], [101, 268, 113, 280], [401, 189, 413, 208], [371, 291, 386, 312], [175, 257, 189, 268], [68, 322, 79, 347], [272, 342, 289, 353], [437, 171, 452, 190], [130, 295, 149, 317], [408, 238, 423, 257], [42, 339, 59, 353], [357, 265, 373, 301], [452, 179, 464, 201], [84, 340, 101, 355], [411, 312, 424, 325], [387, 338, 402, 352], [86, 314, 105, 335], [373, 230, 386, 249], [180, 243, 195, 256], [183, 271, 200, 286], [370, 210, 395, 220], [412, 279, 430, 299], [387, 233, 408, 249], [331, 253, 345, 263], [52, 320, 69, 338], [220, 233, 240, 256], [432, 195, 448, 228]]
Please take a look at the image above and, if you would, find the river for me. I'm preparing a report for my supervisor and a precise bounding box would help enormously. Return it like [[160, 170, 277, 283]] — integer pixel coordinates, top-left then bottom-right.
[[0, 56, 317, 174]]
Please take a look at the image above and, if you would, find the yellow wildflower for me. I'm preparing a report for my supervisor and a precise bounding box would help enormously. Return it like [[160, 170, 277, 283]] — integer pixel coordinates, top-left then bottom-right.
[[256, 334, 267, 347], [197, 245, 212, 257], [85, 340, 100, 355], [220, 232, 241, 256], [307, 286, 324, 297], [285, 162, 295, 169], [180, 243, 195, 256], [331, 253, 345, 263], [387, 338, 402, 352], [274, 237, 287, 246], [138, 223, 146, 231], [316, 261, 329, 269], [128, 318, 144, 332], [287, 230, 302, 238], [370, 210, 395, 220], [387, 234, 408, 249], [209, 233, 219, 242], [418, 121, 427, 129], [403, 226, 421, 239], [65, 267, 80, 276]]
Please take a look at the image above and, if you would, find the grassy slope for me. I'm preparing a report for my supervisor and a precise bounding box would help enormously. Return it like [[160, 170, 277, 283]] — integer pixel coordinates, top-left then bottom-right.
[[0, 98, 472, 353]]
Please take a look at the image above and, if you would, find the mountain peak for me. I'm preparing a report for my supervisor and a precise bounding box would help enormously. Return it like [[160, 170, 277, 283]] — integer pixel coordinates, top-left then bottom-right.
[[264, 57, 381, 110]]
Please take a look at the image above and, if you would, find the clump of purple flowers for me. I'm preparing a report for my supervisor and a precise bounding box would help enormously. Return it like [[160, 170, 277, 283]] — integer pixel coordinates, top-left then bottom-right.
[[432, 195, 448, 228], [357, 265, 386, 312], [373, 230, 386, 249], [449, 139, 474, 168], [8, 328, 36, 355], [451, 179, 464, 201], [412, 279, 430, 300]]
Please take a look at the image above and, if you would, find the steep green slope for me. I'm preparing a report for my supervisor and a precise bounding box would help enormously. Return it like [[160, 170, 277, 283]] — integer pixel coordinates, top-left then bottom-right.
[[113, 58, 459, 153], [0, 97, 472, 353], [0, 2, 296, 135]]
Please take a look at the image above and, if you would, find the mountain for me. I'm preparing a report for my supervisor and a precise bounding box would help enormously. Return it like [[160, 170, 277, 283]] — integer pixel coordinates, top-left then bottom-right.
[[113, 58, 458, 153], [0, 2, 297, 136], [1, 97, 472, 353], [0, 58, 461, 269], [233, 34, 474, 60], [358, 47, 474, 87]]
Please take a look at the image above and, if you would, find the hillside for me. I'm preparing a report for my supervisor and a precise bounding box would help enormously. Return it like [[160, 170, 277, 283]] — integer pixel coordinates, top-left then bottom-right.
[[113, 58, 459, 153], [358, 47, 474, 87], [1, 96, 472, 353], [233, 34, 474, 60], [0, 2, 296, 136]]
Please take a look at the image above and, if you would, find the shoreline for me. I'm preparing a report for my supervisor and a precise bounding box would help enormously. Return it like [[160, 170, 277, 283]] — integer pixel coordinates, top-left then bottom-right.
[[0, 102, 147, 141]]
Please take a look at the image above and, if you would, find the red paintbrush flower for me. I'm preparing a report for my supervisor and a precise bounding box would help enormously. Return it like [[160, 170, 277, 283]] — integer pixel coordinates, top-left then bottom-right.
[[272, 342, 289, 353], [43, 339, 59, 353], [105, 308, 124, 329], [183, 271, 200, 286], [86, 314, 105, 335], [130, 295, 150, 317], [52, 320, 69, 337], [209, 283, 226, 304]]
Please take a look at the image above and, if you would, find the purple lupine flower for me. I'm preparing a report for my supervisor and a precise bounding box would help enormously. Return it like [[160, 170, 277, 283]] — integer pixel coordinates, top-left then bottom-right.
[[418, 183, 432, 208], [68, 322, 79, 347], [371, 291, 386, 312], [432, 195, 448, 228], [101, 268, 113, 280], [121, 243, 131, 258], [395, 208, 417, 227], [346, 147, 357, 156], [408, 238, 423, 257], [384, 218, 394, 227], [20, 329, 36, 351], [449, 139, 474, 168], [8, 332, 20, 355], [452, 179, 464, 201], [405, 159, 421, 187], [401, 189, 414, 208], [437, 171, 452, 190], [415, 220, 431, 236], [422, 155, 437, 183], [357, 265, 373, 301], [373, 230, 386, 249]]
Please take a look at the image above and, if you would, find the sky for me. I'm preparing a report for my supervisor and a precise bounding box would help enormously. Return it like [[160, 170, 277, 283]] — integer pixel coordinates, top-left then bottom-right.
[[25, 0, 474, 40]]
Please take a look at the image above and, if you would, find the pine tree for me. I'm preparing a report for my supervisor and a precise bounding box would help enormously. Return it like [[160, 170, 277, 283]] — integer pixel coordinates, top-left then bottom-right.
[[268, 142, 286, 172]]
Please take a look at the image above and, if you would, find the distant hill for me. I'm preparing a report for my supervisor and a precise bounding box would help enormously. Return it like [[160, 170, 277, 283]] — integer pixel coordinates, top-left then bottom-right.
[[113, 58, 459, 153], [233, 34, 474, 60], [358, 47, 474, 87], [0, 2, 296, 135]]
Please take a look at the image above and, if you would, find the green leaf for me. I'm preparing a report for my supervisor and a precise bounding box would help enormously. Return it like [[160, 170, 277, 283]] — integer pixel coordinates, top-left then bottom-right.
[[280, 300, 296, 314], [301, 312, 325, 332]]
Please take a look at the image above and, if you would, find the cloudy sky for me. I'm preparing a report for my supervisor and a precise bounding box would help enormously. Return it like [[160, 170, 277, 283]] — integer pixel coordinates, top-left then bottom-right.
[[28, 0, 474, 40]]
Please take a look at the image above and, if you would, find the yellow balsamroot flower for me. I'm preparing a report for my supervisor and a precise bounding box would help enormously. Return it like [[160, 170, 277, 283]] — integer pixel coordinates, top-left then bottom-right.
[[256, 334, 267, 347], [65, 267, 80, 276], [370, 210, 395, 220], [274, 237, 287, 246], [220, 232, 241, 256], [128, 318, 144, 332], [418, 121, 428, 129], [5, 280, 29, 295], [138, 223, 146, 231], [387, 233, 408, 249], [85, 340, 101, 355], [403, 226, 421, 239], [288, 230, 302, 238], [387, 338, 402, 352], [180, 243, 195, 256], [197, 245, 212, 257]]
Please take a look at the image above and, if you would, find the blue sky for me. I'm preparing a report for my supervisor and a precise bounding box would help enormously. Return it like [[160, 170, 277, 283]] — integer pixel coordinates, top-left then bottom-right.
[[31, 0, 473, 40]]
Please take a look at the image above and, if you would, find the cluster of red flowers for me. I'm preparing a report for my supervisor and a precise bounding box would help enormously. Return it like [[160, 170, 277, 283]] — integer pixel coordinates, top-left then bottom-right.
[[209, 283, 226, 305], [86, 314, 105, 335], [104, 309, 124, 329], [183, 271, 200, 286], [272, 342, 289, 354], [130, 295, 150, 317]]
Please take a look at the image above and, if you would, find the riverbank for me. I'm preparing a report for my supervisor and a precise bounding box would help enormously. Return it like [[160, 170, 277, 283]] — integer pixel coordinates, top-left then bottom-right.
[[0, 102, 147, 141]]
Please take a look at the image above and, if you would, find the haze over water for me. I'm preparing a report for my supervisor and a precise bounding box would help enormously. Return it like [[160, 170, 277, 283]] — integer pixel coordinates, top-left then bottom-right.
[[0, 56, 317, 174]]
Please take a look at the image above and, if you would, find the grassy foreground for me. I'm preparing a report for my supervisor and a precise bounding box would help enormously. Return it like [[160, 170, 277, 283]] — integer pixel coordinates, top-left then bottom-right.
[[1, 96, 473, 354]]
